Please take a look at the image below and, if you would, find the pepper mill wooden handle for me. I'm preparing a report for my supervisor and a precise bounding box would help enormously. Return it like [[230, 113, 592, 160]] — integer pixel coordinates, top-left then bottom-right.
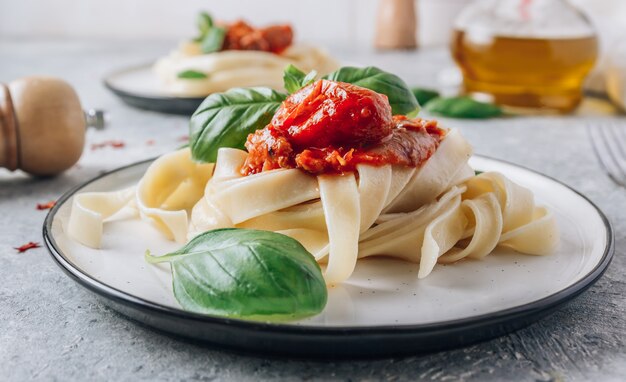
[[0, 77, 86, 176]]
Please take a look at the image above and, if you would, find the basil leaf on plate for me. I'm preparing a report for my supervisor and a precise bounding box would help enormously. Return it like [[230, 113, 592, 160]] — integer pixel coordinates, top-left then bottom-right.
[[189, 87, 287, 162], [411, 87, 440, 106], [324, 66, 420, 117], [283, 64, 317, 94], [425, 96, 503, 119], [145, 228, 327, 320], [177, 70, 208, 79], [200, 26, 226, 54]]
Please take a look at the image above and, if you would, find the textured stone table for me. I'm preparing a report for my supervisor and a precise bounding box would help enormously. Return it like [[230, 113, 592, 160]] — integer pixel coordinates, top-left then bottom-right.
[[0, 40, 624, 381]]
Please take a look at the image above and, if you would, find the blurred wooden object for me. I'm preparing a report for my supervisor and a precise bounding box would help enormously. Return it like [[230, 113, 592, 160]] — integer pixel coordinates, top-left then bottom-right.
[[0, 77, 86, 176], [375, 0, 417, 50]]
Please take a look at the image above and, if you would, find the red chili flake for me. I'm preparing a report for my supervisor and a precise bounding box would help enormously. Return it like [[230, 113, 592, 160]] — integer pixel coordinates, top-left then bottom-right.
[[91, 140, 126, 150], [146, 139, 156, 146], [36, 201, 57, 210], [178, 135, 189, 142], [14, 242, 41, 253]]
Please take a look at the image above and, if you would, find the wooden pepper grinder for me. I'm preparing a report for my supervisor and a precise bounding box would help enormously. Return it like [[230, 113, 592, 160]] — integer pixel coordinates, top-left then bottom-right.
[[375, 0, 418, 50], [0, 76, 103, 176]]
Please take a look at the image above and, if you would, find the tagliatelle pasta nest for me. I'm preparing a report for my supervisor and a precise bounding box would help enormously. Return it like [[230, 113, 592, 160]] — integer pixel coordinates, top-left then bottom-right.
[[68, 130, 558, 285], [66, 67, 560, 319]]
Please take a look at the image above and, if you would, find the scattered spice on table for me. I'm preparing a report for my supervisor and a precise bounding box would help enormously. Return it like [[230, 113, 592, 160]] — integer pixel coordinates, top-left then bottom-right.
[[36, 201, 56, 210], [146, 139, 156, 146], [14, 242, 41, 253], [178, 135, 189, 142], [91, 140, 126, 150]]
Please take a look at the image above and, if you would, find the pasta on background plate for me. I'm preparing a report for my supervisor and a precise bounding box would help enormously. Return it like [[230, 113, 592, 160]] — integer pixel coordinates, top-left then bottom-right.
[[154, 12, 339, 96]]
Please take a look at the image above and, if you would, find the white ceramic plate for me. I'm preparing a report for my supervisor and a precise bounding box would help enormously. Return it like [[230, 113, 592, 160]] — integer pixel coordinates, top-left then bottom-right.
[[44, 156, 613, 357], [103, 64, 205, 115]]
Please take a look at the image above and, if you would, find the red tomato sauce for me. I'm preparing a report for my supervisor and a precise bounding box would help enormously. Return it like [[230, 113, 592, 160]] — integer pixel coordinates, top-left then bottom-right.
[[222, 20, 293, 54], [241, 80, 446, 176]]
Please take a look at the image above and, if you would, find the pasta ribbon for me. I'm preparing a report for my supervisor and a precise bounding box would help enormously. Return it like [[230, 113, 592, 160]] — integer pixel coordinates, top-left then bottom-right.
[[207, 168, 320, 224], [384, 129, 473, 213], [67, 187, 136, 248], [438, 193, 503, 264], [357, 164, 392, 233], [136, 148, 214, 243], [319, 173, 361, 285]]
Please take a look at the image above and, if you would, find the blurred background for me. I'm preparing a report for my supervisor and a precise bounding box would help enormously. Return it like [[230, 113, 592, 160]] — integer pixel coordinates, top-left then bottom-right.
[[0, 0, 464, 48], [1, 0, 624, 50]]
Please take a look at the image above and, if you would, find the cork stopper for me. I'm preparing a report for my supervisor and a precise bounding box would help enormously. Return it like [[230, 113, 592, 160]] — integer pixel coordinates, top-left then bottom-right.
[[1, 77, 86, 176]]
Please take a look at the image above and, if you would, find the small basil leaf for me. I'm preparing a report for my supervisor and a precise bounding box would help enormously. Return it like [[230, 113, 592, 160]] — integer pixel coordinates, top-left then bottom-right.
[[145, 228, 327, 319], [411, 87, 440, 106], [197, 12, 213, 36], [189, 87, 287, 162], [283, 65, 318, 94], [301, 69, 318, 88], [177, 70, 208, 79], [201, 26, 226, 54], [323, 66, 420, 116], [425, 96, 503, 119], [283, 64, 307, 93]]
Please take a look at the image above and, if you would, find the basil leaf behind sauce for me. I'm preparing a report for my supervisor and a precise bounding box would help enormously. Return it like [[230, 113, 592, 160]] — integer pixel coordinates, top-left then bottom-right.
[[324, 66, 420, 117], [283, 64, 318, 94], [189, 87, 287, 163], [283, 64, 306, 93], [425, 96, 503, 119], [411, 87, 440, 106], [146, 228, 328, 320]]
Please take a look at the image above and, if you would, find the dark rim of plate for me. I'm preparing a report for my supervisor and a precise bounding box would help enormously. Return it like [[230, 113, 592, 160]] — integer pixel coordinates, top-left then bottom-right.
[[43, 155, 615, 336]]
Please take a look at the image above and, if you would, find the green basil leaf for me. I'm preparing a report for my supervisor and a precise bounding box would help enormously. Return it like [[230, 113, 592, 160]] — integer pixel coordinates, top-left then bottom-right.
[[177, 70, 208, 79], [425, 96, 503, 119], [283, 64, 317, 94], [189, 87, 287, 162], [323, 66, 420, 117], [301, 69, 318, 88], [197, 12, 213, 36], [411, 87, 440, 106], [145, 228, 327, 319], [201, 26, 226, 54], [283, 64, 307, 93]]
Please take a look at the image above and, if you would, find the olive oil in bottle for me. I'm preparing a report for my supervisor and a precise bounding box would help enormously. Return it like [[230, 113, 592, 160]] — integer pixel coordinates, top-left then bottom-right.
[[451, 0, 598, 113]]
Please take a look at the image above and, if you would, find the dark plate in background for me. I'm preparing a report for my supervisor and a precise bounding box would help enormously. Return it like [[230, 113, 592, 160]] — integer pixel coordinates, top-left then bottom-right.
[[103, 64, 205, 115]]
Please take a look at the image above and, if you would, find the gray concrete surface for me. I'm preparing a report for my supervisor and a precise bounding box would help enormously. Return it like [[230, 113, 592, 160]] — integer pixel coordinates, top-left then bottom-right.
[[0, 40, 624, 381]]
